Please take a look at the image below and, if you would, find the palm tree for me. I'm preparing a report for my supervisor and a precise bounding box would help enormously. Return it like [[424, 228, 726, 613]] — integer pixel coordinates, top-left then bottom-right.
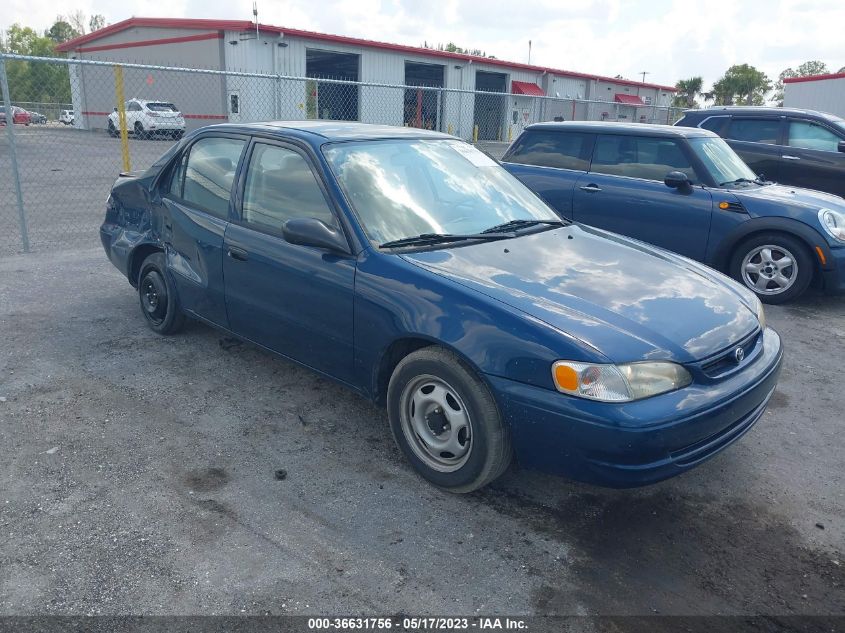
[[674, 77, 703, 108]]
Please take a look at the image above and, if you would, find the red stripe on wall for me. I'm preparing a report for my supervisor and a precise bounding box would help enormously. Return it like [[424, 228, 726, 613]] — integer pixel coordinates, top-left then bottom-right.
[[76, 32, 222, 54], [82, 111, 228, 120], [783, 72, 845, 84]]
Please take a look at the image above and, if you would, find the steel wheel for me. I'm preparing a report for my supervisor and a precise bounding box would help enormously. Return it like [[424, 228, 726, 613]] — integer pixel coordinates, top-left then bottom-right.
[[140, 271, 168, 325], [741, 244, 797, 296], [399, 374, 473, 473]]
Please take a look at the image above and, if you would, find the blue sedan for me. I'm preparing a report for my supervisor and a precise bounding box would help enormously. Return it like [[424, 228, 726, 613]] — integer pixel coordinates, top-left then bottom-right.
[[100, 121, 782, 492]]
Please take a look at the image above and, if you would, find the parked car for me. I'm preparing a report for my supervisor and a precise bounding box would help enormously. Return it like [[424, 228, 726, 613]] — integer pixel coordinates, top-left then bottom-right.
[[59, 109, 74, 125], [100, 122, 781, 492], [28, 111, 48, 124], [502, 121, 845, 303], [108, 99, 185, 139], [0, 106, 32, 126], [675, 106, 845, 199]]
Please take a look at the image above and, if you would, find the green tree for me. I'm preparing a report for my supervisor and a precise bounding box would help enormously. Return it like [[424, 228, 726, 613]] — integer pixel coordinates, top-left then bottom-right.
[[838, 66, 845, 73], [1, 23, 72, 104], [774, 60, 828, 105], [46, 20, 80, 44], [673, 76, 703, 108], [89, 14, 106, 33], [710, 64, 772, 106]]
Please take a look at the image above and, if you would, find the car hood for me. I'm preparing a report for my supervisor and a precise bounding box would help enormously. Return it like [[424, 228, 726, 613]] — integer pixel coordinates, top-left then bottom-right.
[[732, 183, 845, 211], [401, 225, 759, 363]]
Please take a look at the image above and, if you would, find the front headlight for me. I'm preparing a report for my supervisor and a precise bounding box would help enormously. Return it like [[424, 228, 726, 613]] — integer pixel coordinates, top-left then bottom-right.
[[552, 360, 692, 402], [819, 208, 845, 242]]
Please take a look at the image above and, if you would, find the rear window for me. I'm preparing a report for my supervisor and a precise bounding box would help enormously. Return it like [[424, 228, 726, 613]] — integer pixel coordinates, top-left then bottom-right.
[[505, 131, 591, 171], [147, 102, 178, 112], [699, 116, 729, 136], [172, 137, 246, 218], [726, 118, 781, 144]]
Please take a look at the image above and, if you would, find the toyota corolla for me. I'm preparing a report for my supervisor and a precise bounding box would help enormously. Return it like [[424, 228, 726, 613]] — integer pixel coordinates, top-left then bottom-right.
[[100, 122, 783, 492]]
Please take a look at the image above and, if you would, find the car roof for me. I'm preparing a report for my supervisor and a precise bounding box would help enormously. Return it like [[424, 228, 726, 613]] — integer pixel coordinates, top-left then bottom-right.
[[525, 121, 715, 138], [198, 120, 455, 143], [682, 106, 843, 121]]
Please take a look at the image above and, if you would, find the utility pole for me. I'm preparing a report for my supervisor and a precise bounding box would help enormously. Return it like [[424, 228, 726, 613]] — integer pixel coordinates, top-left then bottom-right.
[[528, 40, 532, 65], [639, 71, 650, 83], [253, 2, 259, 42]]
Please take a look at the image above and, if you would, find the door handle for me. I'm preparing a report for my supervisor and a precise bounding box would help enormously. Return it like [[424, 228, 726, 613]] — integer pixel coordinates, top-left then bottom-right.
[[782, 155, 801, 160], [227, 246, 249, 262], [579, 184, 602, 192]]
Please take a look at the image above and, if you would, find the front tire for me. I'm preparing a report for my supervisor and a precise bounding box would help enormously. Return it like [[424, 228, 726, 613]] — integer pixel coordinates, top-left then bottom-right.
[[134, 121, 147, 140], [108, 120, 118, 137], [729, 233, 813, 304], [387, 347, 512, 493], [138, 252, 185, 334]]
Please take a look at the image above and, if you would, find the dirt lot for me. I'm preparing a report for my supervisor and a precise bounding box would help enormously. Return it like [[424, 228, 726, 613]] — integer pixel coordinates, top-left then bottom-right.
[[0, 245, 843, 622]]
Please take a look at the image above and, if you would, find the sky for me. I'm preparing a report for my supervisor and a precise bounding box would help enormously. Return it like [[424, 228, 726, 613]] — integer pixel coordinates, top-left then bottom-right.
[[2, 0, 844, 90]]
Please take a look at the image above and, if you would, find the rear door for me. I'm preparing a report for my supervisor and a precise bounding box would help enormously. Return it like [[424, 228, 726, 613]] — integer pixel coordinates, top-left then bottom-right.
[[502, 129, 594, 219], [782, 118, 845, 197], [572, 134, 713, 261], [722, 116, 784, 182], [223, 139, 356, 383], [159, 134, 247, 327]]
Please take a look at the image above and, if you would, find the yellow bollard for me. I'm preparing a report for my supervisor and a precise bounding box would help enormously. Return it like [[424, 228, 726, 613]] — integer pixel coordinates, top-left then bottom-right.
[[113, 65, 131, 173], [473, 125, 479, 143], [508, 126, 512, 143], [447, 123, 453, 136]]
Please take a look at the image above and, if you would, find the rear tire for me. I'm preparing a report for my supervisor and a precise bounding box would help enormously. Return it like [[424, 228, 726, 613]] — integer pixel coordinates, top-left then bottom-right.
[[729, 233, 813, 304], [108, 120, 118, 137], [138, 252, 185, 334], [387, 346, 512, 493]]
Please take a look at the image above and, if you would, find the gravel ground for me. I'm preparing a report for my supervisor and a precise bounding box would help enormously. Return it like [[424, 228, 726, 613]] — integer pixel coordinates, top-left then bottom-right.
[[0, 247, 842, 621]]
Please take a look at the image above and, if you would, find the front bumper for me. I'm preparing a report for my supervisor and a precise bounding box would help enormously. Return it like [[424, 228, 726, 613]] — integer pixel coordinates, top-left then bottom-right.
[[820, 245, 845, 294], [488, 328, 783, 487]]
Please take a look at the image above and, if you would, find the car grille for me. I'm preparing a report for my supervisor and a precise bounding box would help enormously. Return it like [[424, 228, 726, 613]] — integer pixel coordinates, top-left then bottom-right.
[[700, 329, 761, 378]]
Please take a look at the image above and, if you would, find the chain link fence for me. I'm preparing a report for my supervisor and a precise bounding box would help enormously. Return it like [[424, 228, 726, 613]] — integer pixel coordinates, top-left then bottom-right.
[[0, 53, 684, 255]]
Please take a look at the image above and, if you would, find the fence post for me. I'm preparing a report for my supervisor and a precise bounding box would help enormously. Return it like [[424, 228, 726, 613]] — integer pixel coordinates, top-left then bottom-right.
[[113, 65, 131, 172], [0, 57, 30, 252]]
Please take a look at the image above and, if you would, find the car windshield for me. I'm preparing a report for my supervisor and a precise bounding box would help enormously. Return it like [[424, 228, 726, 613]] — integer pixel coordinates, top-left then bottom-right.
[[688, 136, 759, 185], [147, 102, 178, 112], [323, 139, 560, 245]]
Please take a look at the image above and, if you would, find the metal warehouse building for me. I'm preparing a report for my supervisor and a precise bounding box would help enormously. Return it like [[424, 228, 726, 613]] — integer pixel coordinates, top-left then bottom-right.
[[784, 71, 845, 119], [56, 17, 676, 140]]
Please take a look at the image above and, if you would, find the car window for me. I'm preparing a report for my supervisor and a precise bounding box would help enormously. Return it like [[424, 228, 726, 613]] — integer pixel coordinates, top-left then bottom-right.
[[590, 135, 697, 183], [787, 120, 843, 152], [699, 116, 729, 136], [242, 143, 337, 233], [177, 137, 245, 218], [726, 118, 780, 144], [505, 131, 591, 170], [147, 102, 178, 112], [127, 102, 141, 112]]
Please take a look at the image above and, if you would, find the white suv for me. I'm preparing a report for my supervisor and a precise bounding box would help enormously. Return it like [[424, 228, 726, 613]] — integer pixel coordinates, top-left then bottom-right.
[[59, 109, 74, 125], [108, 99, 185, 139]]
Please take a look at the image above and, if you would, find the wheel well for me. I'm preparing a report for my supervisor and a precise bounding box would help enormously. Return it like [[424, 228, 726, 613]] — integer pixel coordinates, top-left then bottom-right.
[[128, 244, 164, 288], [373, 338, 434, 407], [724, 229, 821, 282]]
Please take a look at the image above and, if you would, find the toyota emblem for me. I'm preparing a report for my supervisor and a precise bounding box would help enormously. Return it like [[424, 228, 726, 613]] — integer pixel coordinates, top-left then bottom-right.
[[734, 347, 745, 363]]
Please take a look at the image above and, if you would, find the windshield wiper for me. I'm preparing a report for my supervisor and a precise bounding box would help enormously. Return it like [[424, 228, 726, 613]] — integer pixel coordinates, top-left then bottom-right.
[[480, 218, 566, 234], [720, 177, 764, 187], [379, 232, 515, 249]]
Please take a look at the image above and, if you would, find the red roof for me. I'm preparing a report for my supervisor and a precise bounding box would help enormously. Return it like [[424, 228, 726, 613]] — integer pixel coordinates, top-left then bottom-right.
[[511, 80, 545, 96], [56, 17, 677, 92], [614, 93, 646, 105], [783, 72, 845, 84]]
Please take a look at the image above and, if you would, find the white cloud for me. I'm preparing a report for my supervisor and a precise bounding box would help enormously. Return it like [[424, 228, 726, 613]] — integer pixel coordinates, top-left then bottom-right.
[[3, 0, 843, 89]]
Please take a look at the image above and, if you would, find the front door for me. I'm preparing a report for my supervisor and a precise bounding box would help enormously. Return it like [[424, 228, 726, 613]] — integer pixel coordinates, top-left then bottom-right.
[[573, 134, 713, 261], [781, 118, 845, 197], [222, 140, 356, 383]]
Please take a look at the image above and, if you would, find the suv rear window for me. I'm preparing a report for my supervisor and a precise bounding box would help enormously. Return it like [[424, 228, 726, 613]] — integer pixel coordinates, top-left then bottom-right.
[[726, 118, 781, 144], [505, 131, 591, 171]]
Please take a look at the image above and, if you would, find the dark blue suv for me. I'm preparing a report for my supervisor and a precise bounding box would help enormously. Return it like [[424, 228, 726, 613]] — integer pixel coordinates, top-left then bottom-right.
[[503, 121, 845, 303]]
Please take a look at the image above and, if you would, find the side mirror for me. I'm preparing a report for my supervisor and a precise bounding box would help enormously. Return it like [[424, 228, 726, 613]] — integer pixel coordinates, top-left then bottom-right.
[[838, 141, 845, 154], [664, 170, 692, 192], [282, 217, 348, 253]]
